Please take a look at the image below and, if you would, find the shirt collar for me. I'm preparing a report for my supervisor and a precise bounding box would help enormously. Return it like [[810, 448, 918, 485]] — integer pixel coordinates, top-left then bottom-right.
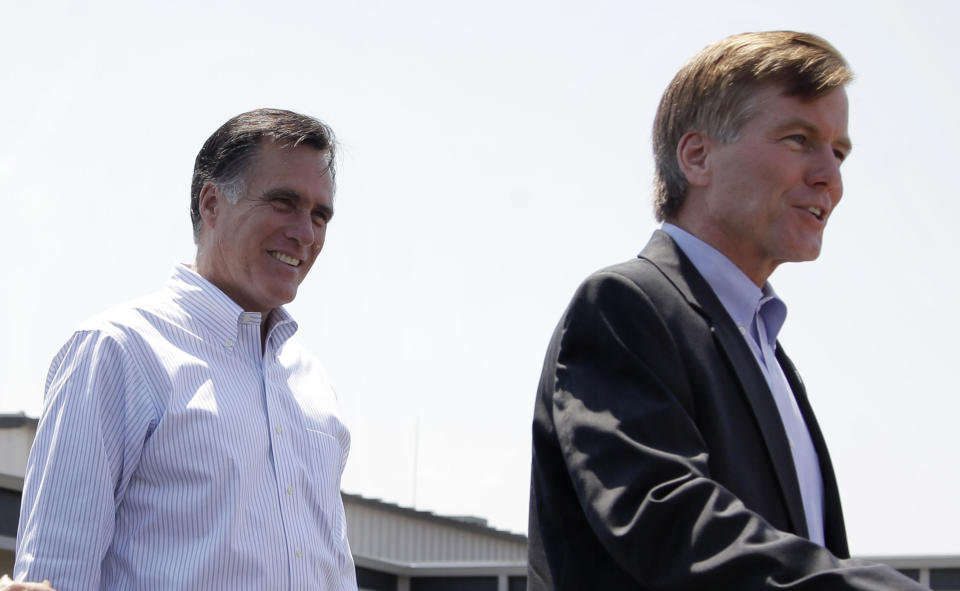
[[165, 264, 299, 346], [661, 223, 786, 344]]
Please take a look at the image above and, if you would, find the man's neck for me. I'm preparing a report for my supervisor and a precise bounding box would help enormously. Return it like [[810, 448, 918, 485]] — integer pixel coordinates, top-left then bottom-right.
[[664, 218, 776, 287]]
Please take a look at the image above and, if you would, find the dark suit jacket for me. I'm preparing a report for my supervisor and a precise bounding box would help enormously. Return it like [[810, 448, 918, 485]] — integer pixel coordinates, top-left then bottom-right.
[[528, 230, 924, 590]]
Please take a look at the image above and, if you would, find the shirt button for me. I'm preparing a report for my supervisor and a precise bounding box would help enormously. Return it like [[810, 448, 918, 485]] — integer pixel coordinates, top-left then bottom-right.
[[295, 549, 303, 558], [275, 426, 282, 434], [225, 340, 233, 348], [286, 486, 294, 495], [738, 326, 746, 335]]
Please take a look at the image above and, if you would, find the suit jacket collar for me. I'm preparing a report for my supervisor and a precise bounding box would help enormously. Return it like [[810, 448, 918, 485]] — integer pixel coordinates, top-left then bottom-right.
[[638, 229, 811, 539]]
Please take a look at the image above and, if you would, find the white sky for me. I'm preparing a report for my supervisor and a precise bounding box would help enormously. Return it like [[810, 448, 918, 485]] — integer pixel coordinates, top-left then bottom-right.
[[1, 0, 957, 557]]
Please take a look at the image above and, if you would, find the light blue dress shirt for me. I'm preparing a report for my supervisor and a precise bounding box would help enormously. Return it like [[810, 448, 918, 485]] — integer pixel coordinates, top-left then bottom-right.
[[662, 223, 825, 546], [15, 264, 357, 590]]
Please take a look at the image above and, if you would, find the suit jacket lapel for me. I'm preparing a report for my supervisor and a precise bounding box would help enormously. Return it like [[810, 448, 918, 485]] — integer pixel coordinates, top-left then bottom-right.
[[640, 230, 809, 538]]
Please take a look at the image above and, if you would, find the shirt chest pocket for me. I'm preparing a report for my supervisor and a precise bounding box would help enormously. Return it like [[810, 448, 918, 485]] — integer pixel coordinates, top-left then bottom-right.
[[302, 428, 345, 489], [295, 427, 348, 541]]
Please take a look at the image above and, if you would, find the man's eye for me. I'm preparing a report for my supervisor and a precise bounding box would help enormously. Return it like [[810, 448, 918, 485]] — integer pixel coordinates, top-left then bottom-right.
[[833, 149, 847, 162], [312, 213, 329, 227], [786, 134, 807, 145], [271, 199, 295, 211]]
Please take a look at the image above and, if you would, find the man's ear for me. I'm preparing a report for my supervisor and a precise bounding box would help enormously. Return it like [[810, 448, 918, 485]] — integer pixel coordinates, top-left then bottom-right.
[[197, 182, 221, 230], [676, 130, 712, 187]]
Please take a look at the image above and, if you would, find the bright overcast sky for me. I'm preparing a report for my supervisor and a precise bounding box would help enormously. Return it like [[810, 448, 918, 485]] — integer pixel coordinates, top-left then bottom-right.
[[2, 0, 957, 557]]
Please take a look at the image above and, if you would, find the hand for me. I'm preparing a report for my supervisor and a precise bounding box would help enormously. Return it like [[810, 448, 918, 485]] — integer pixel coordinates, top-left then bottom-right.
[[0, 575, 55, 590]]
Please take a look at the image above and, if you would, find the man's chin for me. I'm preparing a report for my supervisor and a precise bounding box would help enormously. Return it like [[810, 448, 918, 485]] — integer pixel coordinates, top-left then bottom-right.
[[786, 239, 824, 263], [801, 246, 823, 262], [274, 288, 299, 308]]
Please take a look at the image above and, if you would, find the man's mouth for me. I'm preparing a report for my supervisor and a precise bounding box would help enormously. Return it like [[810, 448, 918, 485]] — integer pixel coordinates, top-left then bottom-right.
[[806, 206, 825, 221], [269, 251, 301, 267]]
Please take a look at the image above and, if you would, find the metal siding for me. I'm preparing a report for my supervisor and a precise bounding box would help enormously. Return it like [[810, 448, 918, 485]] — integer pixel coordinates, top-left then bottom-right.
[[344, 501, 526, 563]]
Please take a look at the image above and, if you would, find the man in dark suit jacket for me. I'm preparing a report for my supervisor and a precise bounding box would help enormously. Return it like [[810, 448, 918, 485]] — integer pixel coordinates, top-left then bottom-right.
[[528, 31, 927, 590]]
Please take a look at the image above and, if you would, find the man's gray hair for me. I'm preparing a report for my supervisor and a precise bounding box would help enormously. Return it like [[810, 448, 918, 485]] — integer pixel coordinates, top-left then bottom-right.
[[190, 108, 337, 242]]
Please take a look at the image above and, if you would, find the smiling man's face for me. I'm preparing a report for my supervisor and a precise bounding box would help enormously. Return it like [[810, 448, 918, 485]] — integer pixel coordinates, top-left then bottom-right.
[[682, 85, 850, 285], [196, 139, 334, 314]]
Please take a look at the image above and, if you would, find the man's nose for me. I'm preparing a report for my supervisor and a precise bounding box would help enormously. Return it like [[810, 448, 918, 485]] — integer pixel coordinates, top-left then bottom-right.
[[807, 146, 843, 192], [286, 210, 316, 246]]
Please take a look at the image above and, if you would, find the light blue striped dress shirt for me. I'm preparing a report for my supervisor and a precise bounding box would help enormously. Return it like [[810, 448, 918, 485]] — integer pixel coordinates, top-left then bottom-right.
[[15, 264, 357, 591], [662, 223, 826, 546]]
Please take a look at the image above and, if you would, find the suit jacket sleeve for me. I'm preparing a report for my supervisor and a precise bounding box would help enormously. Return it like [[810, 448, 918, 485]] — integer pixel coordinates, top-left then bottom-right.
[[530, 267, 925, 590]]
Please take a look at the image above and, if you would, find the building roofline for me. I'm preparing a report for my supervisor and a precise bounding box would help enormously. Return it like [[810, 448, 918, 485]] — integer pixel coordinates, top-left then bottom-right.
[[858, 555, 960, 568], [0, 413, 38, 429], [354, 555, 526, 577], [0, 474, 24, 492]]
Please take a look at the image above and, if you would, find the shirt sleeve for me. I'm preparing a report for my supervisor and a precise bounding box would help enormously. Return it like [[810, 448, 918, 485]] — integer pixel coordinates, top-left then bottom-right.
[[14, 329, 157, 591]]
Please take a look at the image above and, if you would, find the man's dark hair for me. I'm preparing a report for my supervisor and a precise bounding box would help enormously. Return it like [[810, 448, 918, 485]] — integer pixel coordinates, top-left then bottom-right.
[[652, 31, 852, 221], [190, 108, 337, 241]]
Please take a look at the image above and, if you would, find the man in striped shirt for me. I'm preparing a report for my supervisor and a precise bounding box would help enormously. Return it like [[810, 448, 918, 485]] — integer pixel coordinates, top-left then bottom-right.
[[14, 109, 357, 590]]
